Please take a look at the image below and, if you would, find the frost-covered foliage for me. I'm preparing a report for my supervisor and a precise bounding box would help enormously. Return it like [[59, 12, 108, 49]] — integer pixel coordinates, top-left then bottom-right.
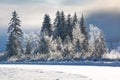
[[41, 14, 52, 37], [72, 24, 86, 59], [103, 46, 120, 60], [6, 11, 23, 58], [24, 32, 40, 54], [89, 24, 107, 59], [4, 11, 109, 61]]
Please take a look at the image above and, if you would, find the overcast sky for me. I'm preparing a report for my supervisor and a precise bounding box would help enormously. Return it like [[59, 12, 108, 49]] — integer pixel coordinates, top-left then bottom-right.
[[0, 0, 120, 29]]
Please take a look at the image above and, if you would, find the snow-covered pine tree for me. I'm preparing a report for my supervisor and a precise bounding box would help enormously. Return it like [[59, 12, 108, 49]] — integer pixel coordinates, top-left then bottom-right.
[[79, 14, 89, 57], [98, 30, 107, 57], [41, 14, 52, 37], [62, 36, 74, 60], [80, 14, 87, 35], [24, 34, 30, 55], [72, 23, 82, 59], [32, 35, 51, 60], [48, 36, 63, 61], [36, 37, 49, 54], [89, 24, 107, 59], [63, 36, 71, 56], [59, 11, 66, 42], [36, 14, 52, 56], [74, 39, 81, 53], [72, 12, 78, 26], [65, 14, 73, 41], [53, 11, 61, 39], [37, 14, 53, 55], [53, 11, 66, 42], [25, 38, 31, 54], [6, 11, 23, 57]]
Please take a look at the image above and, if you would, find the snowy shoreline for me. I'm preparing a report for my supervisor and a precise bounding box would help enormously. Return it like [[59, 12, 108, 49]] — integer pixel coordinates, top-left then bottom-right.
[[0, 61, 120, 67]]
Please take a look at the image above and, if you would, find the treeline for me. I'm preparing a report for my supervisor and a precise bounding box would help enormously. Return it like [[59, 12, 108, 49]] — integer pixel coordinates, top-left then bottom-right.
[[5, 11, 107, 61]]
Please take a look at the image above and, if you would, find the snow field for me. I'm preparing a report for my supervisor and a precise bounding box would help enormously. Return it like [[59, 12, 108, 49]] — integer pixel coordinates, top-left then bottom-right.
[[0, 64, 90, 80], [0, 65, 120, 80]]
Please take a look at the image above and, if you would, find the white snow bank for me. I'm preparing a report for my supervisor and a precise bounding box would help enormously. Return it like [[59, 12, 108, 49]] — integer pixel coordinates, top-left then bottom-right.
[[0, 65, 89, 80], [0, 65, 120, 80]]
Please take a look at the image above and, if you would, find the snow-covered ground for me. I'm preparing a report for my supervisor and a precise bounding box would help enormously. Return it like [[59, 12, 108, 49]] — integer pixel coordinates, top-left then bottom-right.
[[0, 65, 120, 80], [0, 64, 90, 80]]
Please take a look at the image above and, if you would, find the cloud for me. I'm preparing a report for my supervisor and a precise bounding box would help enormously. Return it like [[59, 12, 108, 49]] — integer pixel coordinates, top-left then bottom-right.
[[0, 0, 120, 30], [86, 10, 120, 42], [60, 0, 95, 5], [0, 0, 62, 6], [0, 0, 120, 51], [0, 0, 46, 4]]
